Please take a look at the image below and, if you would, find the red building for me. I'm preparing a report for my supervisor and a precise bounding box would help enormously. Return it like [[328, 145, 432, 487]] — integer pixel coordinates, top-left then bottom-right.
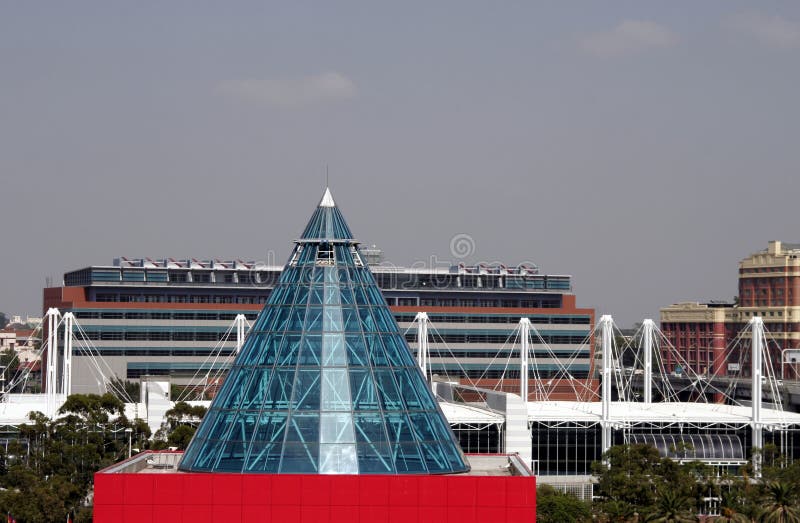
[[93, 451, 536, 522], [660, 241, 800, 380]]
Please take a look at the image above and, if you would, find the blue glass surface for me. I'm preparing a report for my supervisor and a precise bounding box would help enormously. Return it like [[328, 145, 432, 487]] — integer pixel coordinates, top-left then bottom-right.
[[179, 189, 469, 474]]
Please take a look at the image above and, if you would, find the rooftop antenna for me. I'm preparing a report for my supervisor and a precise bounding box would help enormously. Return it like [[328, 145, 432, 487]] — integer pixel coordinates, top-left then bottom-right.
[[325, 164, 329, 187]]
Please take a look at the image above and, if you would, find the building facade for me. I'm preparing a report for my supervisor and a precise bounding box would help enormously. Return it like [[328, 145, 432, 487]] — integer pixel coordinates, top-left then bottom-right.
[[659, 302, 733, 376], [45, 260, 594, 399], [660, 241, 800, 379]]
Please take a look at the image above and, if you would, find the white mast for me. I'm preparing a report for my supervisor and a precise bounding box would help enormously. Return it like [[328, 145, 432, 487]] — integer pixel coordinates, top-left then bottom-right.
[[643, 319, 655, 404], [519, 318, 531, 401], [235, 314, 246, 354], [751, 316, 764, 478], [601, 315, 614, 455], [45, 308, 61, 417], [61, 312, 74, 397], [415, 312, 429, 380]]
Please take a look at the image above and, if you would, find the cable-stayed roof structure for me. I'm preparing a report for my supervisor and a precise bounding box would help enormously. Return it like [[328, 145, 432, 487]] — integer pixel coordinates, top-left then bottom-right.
[[179, 188, 470, 474]]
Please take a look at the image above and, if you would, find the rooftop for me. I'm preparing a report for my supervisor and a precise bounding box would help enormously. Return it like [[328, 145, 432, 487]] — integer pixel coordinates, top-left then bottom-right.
[[99, 451, 533, 477]]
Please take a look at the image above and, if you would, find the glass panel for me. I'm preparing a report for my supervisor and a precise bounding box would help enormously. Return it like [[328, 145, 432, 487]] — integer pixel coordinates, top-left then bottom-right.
[[305, 307, 323, 331], [365, 332, 387, 365], [393, 443, 426, 473], [320, 413, 355, 444], [280, 442, 319, 473], [252, 412, 287, 444], [298, 334, 322, 365], [354, 413, 388, 445], [195, 437, 224, 469], [217, 369, 252, 409], [322, 333, 346, 366], [285, 413, 319, 444], [245, 440, 282, 472], [349, 369, 379, 410], [384, 413, 416, 443], [395, 369, 430, 410], [228, 410, 259, 444], [293, 284, 309, 305], [339, 285, 354, 304], [354, 287, 370, 307], [408, 412, 436, 442], [291, 370, 321, 410], [264, 369, 296, 410], [216, 440, 248, 472], [324, 266, 339, 283], [323, 306, 343, 332], [309, 285, 324, 305], [373, 369, 403, 410], [357, 443, 393, 473], [341, 306, 359, 331], [277, 334, 301, 366], [287, 307, 306, 331], [381, 334, 405, 366], [319, 444, 358, 474], [419, 442, 449, 473], [321, 368, 351, 411], [252, 337, 281, 366], [345, 334, 368, 365]]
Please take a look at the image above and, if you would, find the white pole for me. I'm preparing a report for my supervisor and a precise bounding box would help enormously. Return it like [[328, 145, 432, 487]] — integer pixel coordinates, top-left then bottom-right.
[[235, 314, 246, 354], [519, 318, 531, 401], [62, 313, 74, 397], [416, 312, 429, 380], [601, 315, 614, 455], [643, 319, 655, 404], [751, 316, 764, 478], [45, 308, 60, 417]]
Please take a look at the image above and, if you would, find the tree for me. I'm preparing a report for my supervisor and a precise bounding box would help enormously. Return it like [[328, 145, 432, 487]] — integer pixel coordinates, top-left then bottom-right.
[[0, 347, 20, 392], [107, 376, 140, 403], [592, 444, 708, 521], [0, 394, 151, 519], [536, 484, 591, 523], [643, 489, 696, 522], [152, 401, 207, 449], [0, 312, 8, 329], [760, 481, 800, 523]]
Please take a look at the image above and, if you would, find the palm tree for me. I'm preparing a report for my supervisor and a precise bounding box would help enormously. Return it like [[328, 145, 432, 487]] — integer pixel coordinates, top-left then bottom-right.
[[708, 490, 749, 523], [760, 481, 800, 523], [644, 490, 697, 523]]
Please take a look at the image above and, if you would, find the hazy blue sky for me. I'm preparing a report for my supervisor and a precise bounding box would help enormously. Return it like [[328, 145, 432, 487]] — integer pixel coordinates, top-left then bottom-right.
[[1, 2, 799, 326]]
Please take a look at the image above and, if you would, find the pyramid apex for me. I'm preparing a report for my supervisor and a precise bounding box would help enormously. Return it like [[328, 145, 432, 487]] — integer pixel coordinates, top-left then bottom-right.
[[320, 187, 335, 207]]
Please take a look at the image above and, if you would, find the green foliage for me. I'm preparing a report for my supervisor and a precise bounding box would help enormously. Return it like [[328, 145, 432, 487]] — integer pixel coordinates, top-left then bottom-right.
[[760, 481, 800, 523], [0, 347, 20, 392], [0, 312, 8, 329], [0, 393, 148, 521], [107, 376, 140, 403], [536, 484, 591, 523], [592, 444, 709, 521], [152, 401, 207, 449], [593, 444, 800, 522]]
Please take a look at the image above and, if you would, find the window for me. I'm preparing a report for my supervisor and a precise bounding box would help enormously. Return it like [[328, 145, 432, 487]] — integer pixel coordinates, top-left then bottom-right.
[[316, 244, 335, 266]]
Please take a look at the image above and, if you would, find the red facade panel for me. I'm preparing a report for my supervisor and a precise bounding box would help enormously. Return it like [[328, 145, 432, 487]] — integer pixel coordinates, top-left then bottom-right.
[[94, 471, 536, 522]]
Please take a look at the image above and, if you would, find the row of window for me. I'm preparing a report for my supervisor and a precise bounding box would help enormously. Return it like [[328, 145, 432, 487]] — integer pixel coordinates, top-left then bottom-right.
[[389, 297, 563, 308], [406, 333, 587, 345], [74, 311, 258, 321], [394, 313, 590, 325], [81, 332, 234, 342], [94, 293, 268, 304]]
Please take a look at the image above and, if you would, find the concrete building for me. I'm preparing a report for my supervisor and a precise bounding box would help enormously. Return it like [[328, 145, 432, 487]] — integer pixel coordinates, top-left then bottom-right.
[[44, 249, 593, 400]]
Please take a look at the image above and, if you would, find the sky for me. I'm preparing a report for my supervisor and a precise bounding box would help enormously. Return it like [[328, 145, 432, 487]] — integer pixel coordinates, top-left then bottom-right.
[[1, 2, 799, 326]]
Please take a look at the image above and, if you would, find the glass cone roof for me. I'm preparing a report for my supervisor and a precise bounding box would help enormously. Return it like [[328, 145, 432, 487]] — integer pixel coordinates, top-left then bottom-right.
[[179, 188, 470, 475]]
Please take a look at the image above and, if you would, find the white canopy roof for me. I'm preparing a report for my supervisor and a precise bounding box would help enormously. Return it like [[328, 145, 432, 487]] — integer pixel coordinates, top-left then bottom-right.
[[528, 401, 800, 427]]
